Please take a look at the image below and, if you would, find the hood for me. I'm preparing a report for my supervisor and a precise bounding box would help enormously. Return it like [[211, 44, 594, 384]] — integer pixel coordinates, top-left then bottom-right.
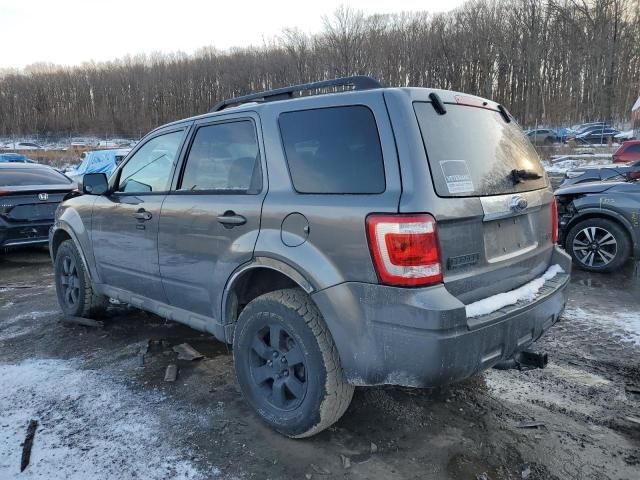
[[554, 181, 623, 196]]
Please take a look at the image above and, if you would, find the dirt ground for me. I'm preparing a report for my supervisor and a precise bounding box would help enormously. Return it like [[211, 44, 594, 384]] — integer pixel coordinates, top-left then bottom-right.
[[1, 248, 639, 480]]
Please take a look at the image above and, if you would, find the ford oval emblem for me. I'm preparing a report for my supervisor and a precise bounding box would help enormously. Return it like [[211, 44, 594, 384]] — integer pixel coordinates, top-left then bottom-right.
[[509, 195, 528, 212]]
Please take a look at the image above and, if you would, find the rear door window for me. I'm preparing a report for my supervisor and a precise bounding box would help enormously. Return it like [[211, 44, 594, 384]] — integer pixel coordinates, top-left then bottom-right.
[[179, 120, 261, 193], [279, 106, 385, 194], [414, 102, 547, 197]]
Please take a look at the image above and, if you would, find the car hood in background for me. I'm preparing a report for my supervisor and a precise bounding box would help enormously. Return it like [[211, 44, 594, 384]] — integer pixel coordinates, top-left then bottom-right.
[[554, 181, 623, 196]]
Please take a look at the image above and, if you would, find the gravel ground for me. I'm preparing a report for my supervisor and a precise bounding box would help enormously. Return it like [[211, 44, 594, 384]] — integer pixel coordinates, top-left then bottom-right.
[[1, 248, 639, 480]]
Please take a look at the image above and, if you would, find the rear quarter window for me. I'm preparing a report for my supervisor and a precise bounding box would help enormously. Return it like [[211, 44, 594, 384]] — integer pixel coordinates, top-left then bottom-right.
[[279, 106, 385, 194]]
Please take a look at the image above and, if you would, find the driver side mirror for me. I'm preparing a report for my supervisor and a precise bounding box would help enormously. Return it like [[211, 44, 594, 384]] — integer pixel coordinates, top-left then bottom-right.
[[82, 173, 109, 195]]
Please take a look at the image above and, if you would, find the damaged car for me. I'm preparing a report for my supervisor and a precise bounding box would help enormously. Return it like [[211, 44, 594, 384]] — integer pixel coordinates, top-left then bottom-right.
[[50, 76, 571, 437], [555, 180, 639, 272]]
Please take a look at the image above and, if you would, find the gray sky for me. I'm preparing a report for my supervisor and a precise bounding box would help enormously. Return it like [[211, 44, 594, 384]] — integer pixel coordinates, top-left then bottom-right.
[[0, 0, 465, 69]]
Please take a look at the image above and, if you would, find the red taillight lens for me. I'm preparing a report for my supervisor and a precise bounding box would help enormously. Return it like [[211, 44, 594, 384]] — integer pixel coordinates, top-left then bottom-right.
[[366, 213, 442, 287], [551, 199, 559, 243]]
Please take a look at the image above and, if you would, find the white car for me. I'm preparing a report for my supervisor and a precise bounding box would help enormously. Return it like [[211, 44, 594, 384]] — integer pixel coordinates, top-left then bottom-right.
[[2, 141, 43, 150]]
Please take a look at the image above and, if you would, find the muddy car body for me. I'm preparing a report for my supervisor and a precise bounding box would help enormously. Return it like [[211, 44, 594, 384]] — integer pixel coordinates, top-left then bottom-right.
[[50, 76, 571, 437]]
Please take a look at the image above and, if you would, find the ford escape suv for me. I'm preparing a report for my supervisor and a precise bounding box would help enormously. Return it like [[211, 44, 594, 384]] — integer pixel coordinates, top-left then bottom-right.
[[50, 76, 571, 438]]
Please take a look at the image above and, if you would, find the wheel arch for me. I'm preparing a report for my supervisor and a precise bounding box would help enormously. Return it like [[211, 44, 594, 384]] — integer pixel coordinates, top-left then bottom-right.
[[50, 224, 99, 282], [221, 257, 316, 343]]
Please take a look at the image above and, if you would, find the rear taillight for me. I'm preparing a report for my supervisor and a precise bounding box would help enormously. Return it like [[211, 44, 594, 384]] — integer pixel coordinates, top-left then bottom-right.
[[366, 214, 442, 287], [551, 199, 559, 243]]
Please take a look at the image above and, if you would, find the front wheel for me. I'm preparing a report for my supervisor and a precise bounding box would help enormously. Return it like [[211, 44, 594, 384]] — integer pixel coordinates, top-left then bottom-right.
[[566, 219, 631, 272], [233, 289, 354, 438], [54, 239, 108, 317]]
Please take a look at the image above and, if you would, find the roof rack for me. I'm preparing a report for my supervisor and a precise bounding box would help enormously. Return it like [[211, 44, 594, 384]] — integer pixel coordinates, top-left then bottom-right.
[[210, 75, 383, 112]]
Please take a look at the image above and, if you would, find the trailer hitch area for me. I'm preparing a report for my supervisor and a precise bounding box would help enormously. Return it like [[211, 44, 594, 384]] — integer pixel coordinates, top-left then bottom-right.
[[493, 349, 548, 371]]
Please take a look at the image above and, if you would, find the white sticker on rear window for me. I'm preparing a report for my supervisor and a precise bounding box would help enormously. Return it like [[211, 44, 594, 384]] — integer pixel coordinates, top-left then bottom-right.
[[439, 160, 475, 194]]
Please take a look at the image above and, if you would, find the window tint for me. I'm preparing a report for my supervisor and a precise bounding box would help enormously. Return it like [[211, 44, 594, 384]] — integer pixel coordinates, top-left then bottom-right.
[[0, 167, 71, 186], [180, 121, 260, 193], [414, 102, 547, 197], [279, 106, 385, 194], [117, 131, 183, 193], [627, 144, 640, 153]]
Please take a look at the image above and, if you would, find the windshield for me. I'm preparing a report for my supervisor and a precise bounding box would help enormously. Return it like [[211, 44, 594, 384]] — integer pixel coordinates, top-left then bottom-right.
[[414, 102, 548, 197]]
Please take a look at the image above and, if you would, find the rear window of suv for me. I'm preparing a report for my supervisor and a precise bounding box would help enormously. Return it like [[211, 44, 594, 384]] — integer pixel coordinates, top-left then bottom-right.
[[414, 102, 547, 197], [279, 106, 385, 194]]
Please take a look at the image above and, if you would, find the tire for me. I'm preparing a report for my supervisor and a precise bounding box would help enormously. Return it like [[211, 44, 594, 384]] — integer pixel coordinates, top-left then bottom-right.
[[54, 239, 108, 317], [233, 288, 354, 438], [565, 218, 631, 272]]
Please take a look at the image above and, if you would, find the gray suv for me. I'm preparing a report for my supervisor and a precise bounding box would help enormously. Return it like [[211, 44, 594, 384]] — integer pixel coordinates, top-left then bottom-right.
[[50, 76, 571, 438]]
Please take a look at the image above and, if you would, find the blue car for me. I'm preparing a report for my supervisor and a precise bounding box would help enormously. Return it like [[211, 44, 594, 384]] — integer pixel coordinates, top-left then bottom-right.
[[0, 153, 34, 163], [65, 149, 130, 182]]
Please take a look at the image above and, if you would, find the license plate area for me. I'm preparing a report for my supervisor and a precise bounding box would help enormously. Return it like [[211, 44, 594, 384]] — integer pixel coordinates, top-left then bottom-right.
[[8, 203, 57, 221], [484, 214, 538, 263]]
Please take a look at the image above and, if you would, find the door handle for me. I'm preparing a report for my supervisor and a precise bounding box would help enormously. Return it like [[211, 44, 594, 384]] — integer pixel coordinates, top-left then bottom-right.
[[133, 209, 152, 221], [217, 212, 247, 227]]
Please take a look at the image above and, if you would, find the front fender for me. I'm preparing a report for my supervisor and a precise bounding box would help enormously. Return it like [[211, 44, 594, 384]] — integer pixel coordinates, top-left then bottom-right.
[[51, 197, 100, 282]]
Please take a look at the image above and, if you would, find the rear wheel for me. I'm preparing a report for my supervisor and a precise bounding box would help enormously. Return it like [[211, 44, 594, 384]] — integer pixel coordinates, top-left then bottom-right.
[[54, 240, 108, 317], [233, 288, 354, 438], [566, 218, 631, 272]]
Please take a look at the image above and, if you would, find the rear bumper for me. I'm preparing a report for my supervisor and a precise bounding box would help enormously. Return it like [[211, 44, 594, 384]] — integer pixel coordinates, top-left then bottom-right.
[[312, 245, 571, 387], [0, 219, 52, 247]]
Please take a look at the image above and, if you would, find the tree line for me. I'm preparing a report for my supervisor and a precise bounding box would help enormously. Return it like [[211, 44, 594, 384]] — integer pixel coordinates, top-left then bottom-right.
[[0, 0, 638, 137]]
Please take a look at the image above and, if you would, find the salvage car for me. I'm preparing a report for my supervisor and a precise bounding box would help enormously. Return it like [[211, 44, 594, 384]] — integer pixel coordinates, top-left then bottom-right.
[[556, 180, 639, 272], [525, 128, 558, 145], [64, 148, 131, 183], [560, 161, 640, 187], [612, 140, 640, 163], [0, 163, 74, 248], [50, 76, 571, 437]]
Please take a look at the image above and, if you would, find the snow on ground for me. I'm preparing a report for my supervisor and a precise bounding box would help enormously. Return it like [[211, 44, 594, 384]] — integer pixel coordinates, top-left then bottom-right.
[[563, 305, 640, 347], [543, 157, 614, 174], [0, 359, 220, 480], [466, 264, 564, 318]]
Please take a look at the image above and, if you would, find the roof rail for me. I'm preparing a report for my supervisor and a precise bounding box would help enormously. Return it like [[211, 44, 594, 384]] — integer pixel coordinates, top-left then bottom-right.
[[210, 75, 383, 112]]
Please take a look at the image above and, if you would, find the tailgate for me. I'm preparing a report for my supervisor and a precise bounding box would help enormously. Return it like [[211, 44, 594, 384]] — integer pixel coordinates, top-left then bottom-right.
[[436, 189, 555, 304], [405, 94, 555, 304]]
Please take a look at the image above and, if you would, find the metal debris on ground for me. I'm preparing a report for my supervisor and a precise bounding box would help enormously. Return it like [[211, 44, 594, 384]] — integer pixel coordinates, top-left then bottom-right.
[[164, 364, 178, 382], [61, 316, 104, 328], [310, 463, 331, 475], [625, 416, 640, 426], [173, 343, 204, 361], [516, 420, 546, 429], [0, 283, 35, 289], [20, 419, 38, 472]]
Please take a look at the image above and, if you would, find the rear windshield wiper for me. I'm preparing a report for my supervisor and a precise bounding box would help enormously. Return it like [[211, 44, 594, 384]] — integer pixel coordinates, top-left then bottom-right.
[[512, 169, 542, 184]]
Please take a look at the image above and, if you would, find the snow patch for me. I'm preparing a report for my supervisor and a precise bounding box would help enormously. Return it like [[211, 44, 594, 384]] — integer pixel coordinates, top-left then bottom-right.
[[563, 306, 640, 346], [543, 157, 613, 174], [0, 359, 218, 479], [465, 265, 564, 318]]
